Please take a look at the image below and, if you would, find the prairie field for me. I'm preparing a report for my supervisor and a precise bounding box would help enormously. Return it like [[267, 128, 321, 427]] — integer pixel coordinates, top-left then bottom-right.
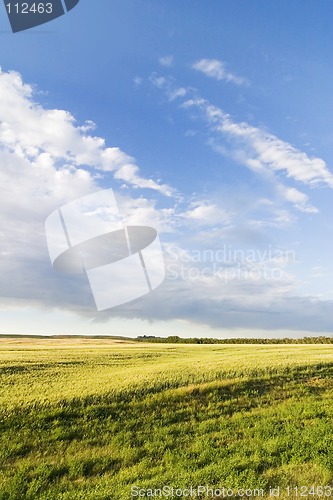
[[0, 338, 333, 499]]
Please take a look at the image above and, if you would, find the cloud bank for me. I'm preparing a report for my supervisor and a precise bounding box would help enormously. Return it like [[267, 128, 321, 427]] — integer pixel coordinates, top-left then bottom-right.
[[1, 68, 332, 334]]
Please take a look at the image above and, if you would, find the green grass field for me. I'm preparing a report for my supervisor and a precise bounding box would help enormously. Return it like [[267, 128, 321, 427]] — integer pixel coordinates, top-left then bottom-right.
[[1, 338, 333, 499]]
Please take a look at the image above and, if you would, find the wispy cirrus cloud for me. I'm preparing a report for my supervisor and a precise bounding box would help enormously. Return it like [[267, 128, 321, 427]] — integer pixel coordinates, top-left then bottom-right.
[[150, 69, 333, 201], [149, 73, 324, 213], [185, 98, 333, 189], [192, 58, 249, 86], [149, 73, 187, 102], [182, 97, 333, 212]]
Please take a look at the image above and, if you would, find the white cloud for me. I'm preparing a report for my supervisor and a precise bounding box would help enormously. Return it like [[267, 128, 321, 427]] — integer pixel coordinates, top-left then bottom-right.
[[277, 185, 318, 214], [150, 74, 167, 89], [159, 55, 174, 67], [104, 150, 174, 195], [168, 87, 187, 101], [0, 69, 247, 317], [1, 69, 332, 334], [310, 266, 328, 279], [115, 194, 176, 233], [182, 202, 231, 226], [150, 73, 187, 102], [183, 97, 333, 211], [249, 209, 296, 229], [192, 58, 249, 86], [96, 240, 333, 333], [0, 69, 177, 312], [133, 76, 143, 86], [0, 69, 173, 196]]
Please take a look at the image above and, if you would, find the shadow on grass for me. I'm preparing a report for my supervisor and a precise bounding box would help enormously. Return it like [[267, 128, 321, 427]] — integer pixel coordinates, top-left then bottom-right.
[[1, 362, 333, 500]]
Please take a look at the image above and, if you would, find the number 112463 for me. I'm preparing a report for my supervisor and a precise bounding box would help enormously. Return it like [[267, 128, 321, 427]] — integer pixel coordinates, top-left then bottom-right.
[[6, 3, 53, 14]]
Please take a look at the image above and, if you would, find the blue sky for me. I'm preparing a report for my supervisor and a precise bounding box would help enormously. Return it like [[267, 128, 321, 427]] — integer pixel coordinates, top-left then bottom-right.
[[0, 0, 332, 337]]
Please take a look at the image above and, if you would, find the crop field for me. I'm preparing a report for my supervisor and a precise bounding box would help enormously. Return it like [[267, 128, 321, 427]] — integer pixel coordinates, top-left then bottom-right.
[[0, 338, 333, 499]]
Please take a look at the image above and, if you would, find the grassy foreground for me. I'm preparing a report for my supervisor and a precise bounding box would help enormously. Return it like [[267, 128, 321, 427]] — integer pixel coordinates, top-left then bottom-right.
[[0, 338, 333, 499]]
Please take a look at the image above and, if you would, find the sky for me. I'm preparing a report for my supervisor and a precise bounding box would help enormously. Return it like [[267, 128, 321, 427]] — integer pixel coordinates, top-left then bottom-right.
[[0, 0, 332, 338]]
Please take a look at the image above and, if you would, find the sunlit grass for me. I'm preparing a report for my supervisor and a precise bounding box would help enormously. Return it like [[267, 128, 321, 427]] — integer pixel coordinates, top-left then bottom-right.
[[1, 339, 333, 407], [1, 339, 333, 499]]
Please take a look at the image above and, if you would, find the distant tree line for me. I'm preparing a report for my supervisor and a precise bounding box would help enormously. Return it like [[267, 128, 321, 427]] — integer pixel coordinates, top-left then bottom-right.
[[137, 335, 333, 344]]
